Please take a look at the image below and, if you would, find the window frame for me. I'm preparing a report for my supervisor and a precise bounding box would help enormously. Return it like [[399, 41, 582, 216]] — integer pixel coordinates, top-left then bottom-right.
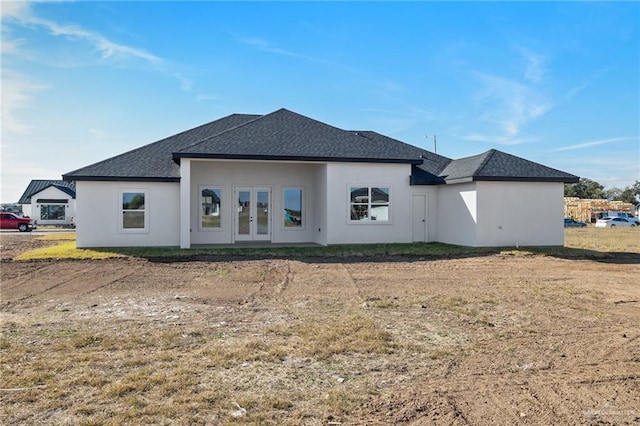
[[348, 185, 391, 224], [39, 204, 66, 221], [282, 187, 304, 231], [119, 189, 148, 233], [199, 185, 223, 231]]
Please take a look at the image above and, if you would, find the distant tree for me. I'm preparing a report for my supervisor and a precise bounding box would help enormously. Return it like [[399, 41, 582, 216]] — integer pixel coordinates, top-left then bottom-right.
[[603, 181, 640, 205], [564, 178, 605, 199], [616, 188, 637, 204], [630, 180, 640, 203], [603, 187, 623, 201], [608, 181, 640, 206]]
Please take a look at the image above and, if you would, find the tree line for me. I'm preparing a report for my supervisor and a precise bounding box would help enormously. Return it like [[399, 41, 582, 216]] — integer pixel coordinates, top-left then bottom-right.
[[565, 179, 640, 205]]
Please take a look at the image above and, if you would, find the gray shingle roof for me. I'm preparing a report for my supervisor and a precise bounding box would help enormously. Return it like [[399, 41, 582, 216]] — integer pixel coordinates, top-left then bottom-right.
[[174, 109, 426, 164], [18, 180, 76, 204], [62, 108, 578, 185], [439, 149, 579, 184], [63, 113, 260, 181]]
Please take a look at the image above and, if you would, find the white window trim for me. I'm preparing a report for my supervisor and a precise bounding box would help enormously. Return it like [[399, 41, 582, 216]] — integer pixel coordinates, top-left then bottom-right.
[[347, 184, 392, 224], [119, 189, 149, 234], [198, 185, 224, 232], [282, 187, 305, 231]]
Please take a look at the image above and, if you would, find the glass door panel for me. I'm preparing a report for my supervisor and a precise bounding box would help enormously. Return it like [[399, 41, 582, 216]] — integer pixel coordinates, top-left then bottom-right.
[[237, 190, 251, 236], [256, 190, 269, 235]]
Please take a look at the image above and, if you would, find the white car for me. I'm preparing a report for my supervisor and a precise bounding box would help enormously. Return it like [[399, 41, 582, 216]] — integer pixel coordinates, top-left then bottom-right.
[[595, 217, 637, 228]]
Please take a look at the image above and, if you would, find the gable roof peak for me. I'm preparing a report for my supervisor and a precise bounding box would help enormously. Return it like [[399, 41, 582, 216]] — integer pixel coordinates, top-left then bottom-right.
[[18, 179, 76, 204]]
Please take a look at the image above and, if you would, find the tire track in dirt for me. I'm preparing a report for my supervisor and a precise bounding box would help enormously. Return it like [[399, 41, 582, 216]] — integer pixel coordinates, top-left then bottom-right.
[[0, 262, 52, 291], [2, 261, 145, 303], [275, 260, 294, 296], [360, 364, 639, 425], [339, 263, 364, 307]]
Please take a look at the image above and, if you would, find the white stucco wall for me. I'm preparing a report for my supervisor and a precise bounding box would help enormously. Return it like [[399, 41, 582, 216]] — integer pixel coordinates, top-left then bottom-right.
[[29, 186, 76, 226], [436, 182, 479, 246], [435, 181, 565, 247], [75, 181, 180, 248], [476, 181, 565, 247], [189, 160, 326, 245], [325, 162, 413, 244]]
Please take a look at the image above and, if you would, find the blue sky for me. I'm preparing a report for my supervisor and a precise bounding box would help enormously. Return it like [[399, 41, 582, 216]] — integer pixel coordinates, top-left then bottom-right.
[[2, 1, 638, 203]]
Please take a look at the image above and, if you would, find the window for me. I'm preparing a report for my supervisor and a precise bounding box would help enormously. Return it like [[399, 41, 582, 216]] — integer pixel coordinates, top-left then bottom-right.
[[201, 188, 221, 229], [350, 186, 390, 222], [283, 188, 303, 228], [40, 205, 65, 220], [121, 191, 147, 231]]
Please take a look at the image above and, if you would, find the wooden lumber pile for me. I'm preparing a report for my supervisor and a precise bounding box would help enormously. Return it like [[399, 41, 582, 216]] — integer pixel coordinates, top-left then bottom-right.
[[564, 197, 634, 222]]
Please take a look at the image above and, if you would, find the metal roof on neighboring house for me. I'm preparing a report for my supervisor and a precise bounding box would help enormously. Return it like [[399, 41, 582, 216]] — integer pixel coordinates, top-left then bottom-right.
[[18, 180, 76, 204], [62, 108, 579, 185]]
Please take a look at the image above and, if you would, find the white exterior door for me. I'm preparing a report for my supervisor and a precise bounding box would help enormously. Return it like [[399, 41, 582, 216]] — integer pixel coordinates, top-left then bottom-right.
[[235, 187, 271, 241], [412, 194, 427, 242]]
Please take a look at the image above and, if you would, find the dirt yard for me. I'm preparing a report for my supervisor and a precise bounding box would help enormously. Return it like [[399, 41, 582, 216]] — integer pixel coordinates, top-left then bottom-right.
[[1, 233, 639, 425]]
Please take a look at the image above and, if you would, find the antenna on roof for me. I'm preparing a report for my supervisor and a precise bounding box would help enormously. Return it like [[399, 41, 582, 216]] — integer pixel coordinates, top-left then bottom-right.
[[424, 134, 437, 154]]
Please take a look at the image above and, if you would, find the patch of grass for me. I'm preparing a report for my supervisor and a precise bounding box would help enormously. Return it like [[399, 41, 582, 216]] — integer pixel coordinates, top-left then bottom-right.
[[97, 242, 496, 260], [15, 241, 126, 260], [565, 227, 640, 253], [11, 222, 638, 262], [364, 297, 398, 308], [36, 232, 77, 241], [13, 227, 639, 261], [294, 315, 394, 359], [428, 348, 453, 360]]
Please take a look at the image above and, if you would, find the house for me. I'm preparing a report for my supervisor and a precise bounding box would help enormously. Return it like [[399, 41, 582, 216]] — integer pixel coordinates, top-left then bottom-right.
[[18, 180, 76, 226], [63, 108, 578, 248]]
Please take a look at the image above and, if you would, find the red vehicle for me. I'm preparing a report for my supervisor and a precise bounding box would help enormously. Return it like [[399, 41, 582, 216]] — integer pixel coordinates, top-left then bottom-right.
[[0, 213, 37, 232]]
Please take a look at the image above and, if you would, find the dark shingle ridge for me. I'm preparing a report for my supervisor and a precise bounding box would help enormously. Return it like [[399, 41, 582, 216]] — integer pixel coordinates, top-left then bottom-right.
[[18, 180, 76, 204], [440, 149, 579, 184], [174, 109, 426, 164]]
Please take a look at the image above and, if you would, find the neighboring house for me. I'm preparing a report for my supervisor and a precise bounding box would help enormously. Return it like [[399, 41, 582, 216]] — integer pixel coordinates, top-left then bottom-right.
[[63, 108, 578, 248], [18, 180, 76, 226]]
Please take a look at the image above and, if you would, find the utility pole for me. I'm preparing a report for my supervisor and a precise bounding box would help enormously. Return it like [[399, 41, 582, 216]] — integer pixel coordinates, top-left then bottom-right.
[[424, 134, 437, 154]]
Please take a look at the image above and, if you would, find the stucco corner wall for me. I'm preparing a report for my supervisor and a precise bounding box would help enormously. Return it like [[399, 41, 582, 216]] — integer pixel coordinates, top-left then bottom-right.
[[436, 183, 479, 246], [75, 181, 180, 248], [476, 181, 565, 247]]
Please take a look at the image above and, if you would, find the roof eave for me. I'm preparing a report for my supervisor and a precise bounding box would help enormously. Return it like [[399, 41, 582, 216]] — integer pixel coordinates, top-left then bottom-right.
[[173, 152, 423, 165], [62, 175, 180, 183], [472, 176, 580, 183]]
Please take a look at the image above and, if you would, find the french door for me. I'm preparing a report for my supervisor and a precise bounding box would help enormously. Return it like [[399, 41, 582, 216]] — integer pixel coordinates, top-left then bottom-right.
[[235, 187, 271, 241]]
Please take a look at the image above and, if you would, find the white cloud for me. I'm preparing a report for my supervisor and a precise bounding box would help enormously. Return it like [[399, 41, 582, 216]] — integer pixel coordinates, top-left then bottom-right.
[[462, 133, 536, 145], [464, 72, 552, 144], [0, 1, 31, 20], [519, 48, 546, 84], [552, 136, 637, 152], [196, 94, 219, 102], [239, 36, 297, 57], [88, 128, 106, 139], [1, 1, 172, 66], [1, 70, 49, 134], [17, 13, 163, 64], [174, 73, 193, 92]]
